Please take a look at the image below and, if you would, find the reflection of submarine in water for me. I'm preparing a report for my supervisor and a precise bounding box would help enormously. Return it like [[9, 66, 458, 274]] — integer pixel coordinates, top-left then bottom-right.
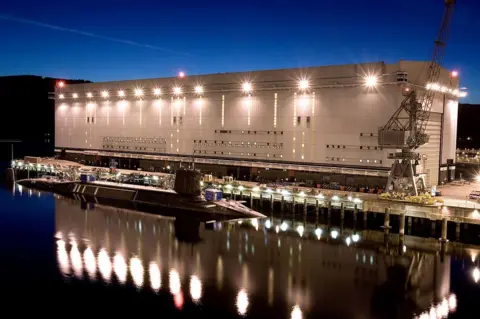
[[18, 168, 265, 219]]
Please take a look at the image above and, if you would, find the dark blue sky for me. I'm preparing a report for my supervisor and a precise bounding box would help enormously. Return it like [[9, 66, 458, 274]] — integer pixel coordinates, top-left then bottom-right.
[[1, 0, 479, 102]]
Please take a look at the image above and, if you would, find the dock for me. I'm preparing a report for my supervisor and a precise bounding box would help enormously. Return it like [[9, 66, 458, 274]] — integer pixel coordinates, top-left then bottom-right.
[[10, 157, 480, 242]]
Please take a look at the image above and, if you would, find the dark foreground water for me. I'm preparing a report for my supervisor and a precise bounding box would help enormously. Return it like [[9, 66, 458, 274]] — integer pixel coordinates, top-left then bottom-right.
[[1, 184, 480, 318]]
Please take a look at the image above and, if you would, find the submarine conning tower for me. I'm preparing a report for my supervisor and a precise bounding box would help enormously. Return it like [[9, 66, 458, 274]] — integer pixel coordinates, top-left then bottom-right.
[[174, 168, 202, 196]]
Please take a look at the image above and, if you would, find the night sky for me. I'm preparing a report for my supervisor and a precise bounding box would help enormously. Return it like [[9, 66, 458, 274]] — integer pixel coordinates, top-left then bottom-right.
[[1, 0, 479, 103]]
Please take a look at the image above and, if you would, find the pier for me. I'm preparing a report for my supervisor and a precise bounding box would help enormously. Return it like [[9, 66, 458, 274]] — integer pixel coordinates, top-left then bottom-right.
[[10, 157, 480, 243]]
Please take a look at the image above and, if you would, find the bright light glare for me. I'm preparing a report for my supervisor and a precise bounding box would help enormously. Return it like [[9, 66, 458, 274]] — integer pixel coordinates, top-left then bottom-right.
[[459, 91, 468, 98], [345, 237, 351, 246], [298, 79, 310, 91], [113, 253, 127, 283], [242, 82, 253, 93], [153, 88, 161, 96], [178, 71, 186, 78], [315, 228, 322, 238], [149, 262, 161, 291], [72, 93, 78, 99], [84, 247, 96, 279], [296, 225, 304, 237], [57, 81, 65, 88], [448, 294, 457, 310], [331, 230, 339, 239], [130, 256, 144, 288], [98, 248, 112, 281], [173, 86, 182, 95], [169, 269, 181, 295], [251, 218, 259, 230], [365, 75, 378, 88], [265, 219, 272, 229], [352, 233, 360, 242], [86, 92, 93, 98], [473, 267, 480, 283], [59, 94, 65, 99], [291, 305, 303, 319], [298, 191, 306, 197], [195, 85, 204, 94], [236, 289, 249, 316], [57, 239, 69, 275], [451, 70, 459, 78], [70, 241, 83, 278], [101, 90, 109, 98], [190, 275, 202, 302], [280, 221, 288, 231], [134, 88, 144, 97], [252, 187, 260, 192]]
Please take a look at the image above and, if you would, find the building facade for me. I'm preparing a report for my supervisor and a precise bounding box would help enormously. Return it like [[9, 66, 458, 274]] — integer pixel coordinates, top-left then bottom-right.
[[55, 61, 459, 187]]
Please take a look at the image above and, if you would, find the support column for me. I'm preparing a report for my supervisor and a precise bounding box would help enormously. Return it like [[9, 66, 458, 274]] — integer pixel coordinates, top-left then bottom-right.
[[408, 217, 412, 234], [327, 201, 332, 220], [399, 213, 406, 236], [456, 222, 461, 241], [270, 194, 274, 212], [383, 207, 391, 229], [315, 200, 319, 227], [260, 192, 263, 209], [303, 198, 307, 214], [340, 203, 345, 220], [249, 192, 253, 207], [292, 196, 296, 214], [353, 204, 358, 222], [363, 210, 368, 228], [281, 196, 285, 213], [441, 218, 448, 242], [431, 219, 437, 237]]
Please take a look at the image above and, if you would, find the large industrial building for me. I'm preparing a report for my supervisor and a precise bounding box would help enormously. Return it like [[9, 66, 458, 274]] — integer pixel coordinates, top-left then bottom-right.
[[55, 61, 460, 188]]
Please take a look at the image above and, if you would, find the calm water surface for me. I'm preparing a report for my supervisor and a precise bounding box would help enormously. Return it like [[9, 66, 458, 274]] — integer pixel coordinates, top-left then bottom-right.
[[1, 184, 479, 318]]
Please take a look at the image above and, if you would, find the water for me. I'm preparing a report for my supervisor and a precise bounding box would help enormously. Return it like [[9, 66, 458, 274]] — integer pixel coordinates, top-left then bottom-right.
[[1, 184, 479, 318]]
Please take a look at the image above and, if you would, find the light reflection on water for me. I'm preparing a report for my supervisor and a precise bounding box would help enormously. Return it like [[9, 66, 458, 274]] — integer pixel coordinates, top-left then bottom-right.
[[149, 262, 161, 291], [56, 239, 69, 275], [129, 257, 144, 288], [97, 249, 112, 281], [47, 192, 478, 318], [84, 247, 96, 279], [70, 241, 83, 278], [236, 288, 249, 316], [113, 253, 127, 283]]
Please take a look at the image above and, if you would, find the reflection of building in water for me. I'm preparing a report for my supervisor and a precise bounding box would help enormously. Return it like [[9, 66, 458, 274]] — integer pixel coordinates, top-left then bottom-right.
[[54, 197, 454, 318]]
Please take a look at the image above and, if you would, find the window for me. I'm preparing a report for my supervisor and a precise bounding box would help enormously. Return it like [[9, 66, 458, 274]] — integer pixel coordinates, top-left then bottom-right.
[[306, 116, 311, 128], [297, 116, 301, 125]]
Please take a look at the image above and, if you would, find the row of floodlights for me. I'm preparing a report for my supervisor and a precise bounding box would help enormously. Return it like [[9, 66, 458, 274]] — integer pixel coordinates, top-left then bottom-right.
[[214, 183, 362, 203], [426, 83, 467, 97], [58, 76, 380, 100]]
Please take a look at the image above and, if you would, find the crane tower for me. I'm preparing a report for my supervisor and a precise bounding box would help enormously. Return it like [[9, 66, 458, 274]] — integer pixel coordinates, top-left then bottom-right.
[[378, 0, 456, 195]]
